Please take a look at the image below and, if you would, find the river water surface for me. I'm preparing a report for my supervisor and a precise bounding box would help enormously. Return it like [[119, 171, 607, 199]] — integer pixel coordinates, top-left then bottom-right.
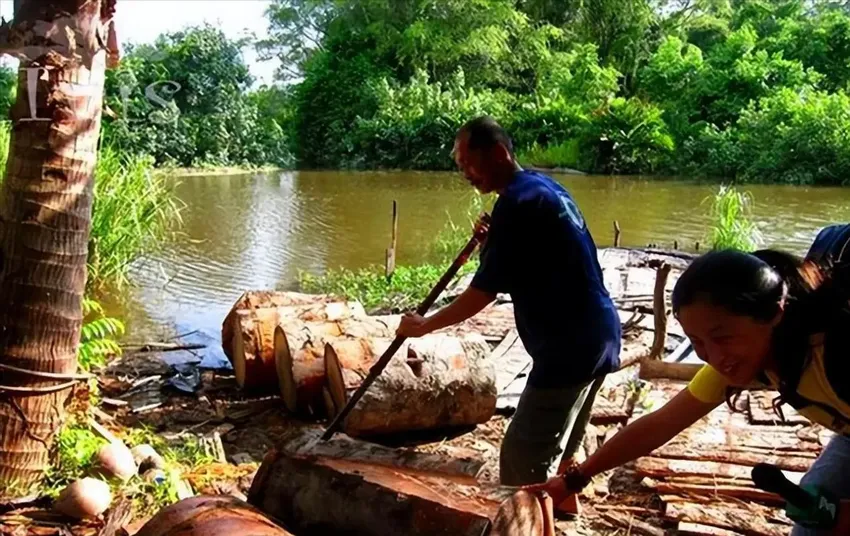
[[112, 170, 850, 346]]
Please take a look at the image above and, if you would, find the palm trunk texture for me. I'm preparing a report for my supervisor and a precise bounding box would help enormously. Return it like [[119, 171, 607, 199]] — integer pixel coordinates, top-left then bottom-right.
[[0, 0, 113, 491]]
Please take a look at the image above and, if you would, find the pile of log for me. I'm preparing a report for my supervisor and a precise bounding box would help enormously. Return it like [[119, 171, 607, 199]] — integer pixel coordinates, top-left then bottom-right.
[[222, 291, 498, 436]]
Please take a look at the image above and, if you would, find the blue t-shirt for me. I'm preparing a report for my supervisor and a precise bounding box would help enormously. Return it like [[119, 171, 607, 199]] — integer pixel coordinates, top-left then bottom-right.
[[470, 170, 621, 388]]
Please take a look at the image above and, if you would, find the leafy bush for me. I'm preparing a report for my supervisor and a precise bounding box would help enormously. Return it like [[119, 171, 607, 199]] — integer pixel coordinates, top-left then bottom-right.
[[580, 97, 674, 174], [729, 87, 850, 184], [350, 69, 515, 169]]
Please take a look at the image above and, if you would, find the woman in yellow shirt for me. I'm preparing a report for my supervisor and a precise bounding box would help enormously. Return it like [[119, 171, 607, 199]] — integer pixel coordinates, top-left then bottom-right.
[[529, 224, 850, 535]]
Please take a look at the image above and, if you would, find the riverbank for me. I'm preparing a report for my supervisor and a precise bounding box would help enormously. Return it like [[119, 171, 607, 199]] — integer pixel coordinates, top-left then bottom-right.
[[154, 166, 287, 178], [3, 247, 812, 535]]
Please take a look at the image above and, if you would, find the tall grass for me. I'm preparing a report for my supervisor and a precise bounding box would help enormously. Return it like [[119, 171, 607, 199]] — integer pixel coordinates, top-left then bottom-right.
[[89, 146, 184, 289], [704, 185, 762, 252], [516, 140, 581, 170]]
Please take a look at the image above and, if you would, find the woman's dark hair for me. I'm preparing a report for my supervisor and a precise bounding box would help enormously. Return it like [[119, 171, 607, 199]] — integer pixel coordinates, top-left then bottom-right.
[[671, 247, 843, 412]]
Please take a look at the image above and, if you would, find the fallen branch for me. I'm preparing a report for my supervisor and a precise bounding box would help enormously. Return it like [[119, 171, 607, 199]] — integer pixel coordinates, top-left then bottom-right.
[[121, 343, 206, 353]]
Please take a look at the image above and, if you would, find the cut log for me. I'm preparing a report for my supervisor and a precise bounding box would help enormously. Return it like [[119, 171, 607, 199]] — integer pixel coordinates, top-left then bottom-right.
[[277, 427, 486, 483], [598, 511, 664, 536], [274, 317, 400, 413], [641, 477, 782, 505], [324, 333, 496, 437], [323, 337, 391, 413], [222, 291, 337, 358], [639, 360, 703, 381], [274, 330, 327, 414], [136, 495, 293, 536], [664, 502, 789, 536], [228, 300, 365, 391], [248, 451, 497, 536]]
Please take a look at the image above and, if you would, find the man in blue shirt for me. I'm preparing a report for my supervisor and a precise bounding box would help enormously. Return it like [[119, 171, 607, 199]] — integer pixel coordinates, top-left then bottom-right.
[[397, 116, 622, 497]]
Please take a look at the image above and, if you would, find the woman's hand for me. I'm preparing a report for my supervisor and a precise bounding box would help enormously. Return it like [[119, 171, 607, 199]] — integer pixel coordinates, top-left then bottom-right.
[[397, 313, 429, 338]]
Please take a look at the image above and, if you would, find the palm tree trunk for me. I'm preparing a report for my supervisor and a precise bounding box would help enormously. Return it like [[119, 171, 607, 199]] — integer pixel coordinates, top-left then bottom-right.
[[0, 0, 113, 492]]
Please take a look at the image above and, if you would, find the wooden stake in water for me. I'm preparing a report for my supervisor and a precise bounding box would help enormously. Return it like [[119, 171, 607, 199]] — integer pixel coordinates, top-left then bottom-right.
[[613, 220, 621, 247], [385, 201, 398, 279]]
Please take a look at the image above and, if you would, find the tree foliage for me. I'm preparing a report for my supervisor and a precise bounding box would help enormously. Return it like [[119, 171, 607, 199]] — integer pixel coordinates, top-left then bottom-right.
[[259, 0, 850, 183], [103, 24, 293, 168]]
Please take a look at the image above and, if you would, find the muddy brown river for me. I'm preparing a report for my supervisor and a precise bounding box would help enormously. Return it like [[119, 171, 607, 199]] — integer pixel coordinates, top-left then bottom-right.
[[108, 170, 850, 348]]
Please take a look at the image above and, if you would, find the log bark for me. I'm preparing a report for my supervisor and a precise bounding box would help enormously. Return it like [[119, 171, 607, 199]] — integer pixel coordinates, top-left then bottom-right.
[[227, 301, 364, 391], [136, 495, 293, 536], [0, 0, 111, 489], [248, 451, 497, 536], [325, 334, 497, 437], [664, 502, 788, 536]]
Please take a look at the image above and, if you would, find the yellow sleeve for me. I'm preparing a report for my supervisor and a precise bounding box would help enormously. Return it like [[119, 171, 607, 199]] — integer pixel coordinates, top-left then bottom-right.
[[687, 365, 729, 404]]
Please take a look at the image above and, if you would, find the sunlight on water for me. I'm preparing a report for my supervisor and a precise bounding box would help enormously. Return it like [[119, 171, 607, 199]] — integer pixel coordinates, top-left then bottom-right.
[[114, 170, 850, 343]]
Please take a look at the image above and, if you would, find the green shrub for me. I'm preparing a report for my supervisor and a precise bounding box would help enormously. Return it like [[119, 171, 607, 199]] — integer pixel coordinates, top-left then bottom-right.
[[350, 69, 515, 170]]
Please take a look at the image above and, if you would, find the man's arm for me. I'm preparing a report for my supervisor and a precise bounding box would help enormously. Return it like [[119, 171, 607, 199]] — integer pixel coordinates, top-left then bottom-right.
[[396, 286, 495, 337]]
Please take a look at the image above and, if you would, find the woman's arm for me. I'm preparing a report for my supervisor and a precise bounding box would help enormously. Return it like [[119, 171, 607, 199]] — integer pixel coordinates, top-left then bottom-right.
[[580, 388, 719, 477], [527, 388, 721, 500]]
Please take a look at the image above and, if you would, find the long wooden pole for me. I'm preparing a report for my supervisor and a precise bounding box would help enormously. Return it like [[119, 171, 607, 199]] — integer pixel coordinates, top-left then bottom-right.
[[321, 214, 491, 441]]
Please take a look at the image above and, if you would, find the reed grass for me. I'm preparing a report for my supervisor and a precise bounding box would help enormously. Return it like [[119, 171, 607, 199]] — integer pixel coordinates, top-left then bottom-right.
[[89, 146, 184, 290], [704, 184, 762, 252]]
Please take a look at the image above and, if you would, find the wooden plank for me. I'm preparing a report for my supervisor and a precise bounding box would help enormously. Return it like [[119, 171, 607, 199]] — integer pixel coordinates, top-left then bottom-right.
[[633, 457, 805, 485], [599, 511, 664, 536], [748, 391, 808, 426], [678, 522, 740, 535], [642, 477, 783, 505], [653, 444, 816, 473], [664, 502, 788, 536]]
